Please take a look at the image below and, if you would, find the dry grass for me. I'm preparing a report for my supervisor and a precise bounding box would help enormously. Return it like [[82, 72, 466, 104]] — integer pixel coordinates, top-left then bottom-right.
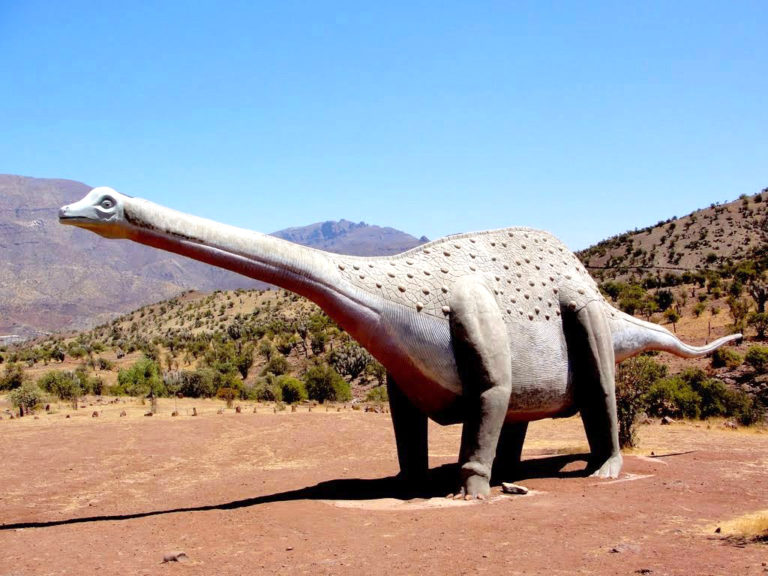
[[711, 509, 768, 544]]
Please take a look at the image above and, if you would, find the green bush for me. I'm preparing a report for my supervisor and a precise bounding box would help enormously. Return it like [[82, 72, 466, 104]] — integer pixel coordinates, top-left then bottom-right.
[[646, 376, 702, 419], [96, 357, 115, 371], [115, 357, 165, 396], [251, 374, 282, 402], [615, 356, 668, 447], [216, 386, 238, 408], [38, 370, 81, 406], [745, 345, 768, 373], [727, 390, 765, 426], [261, 353, 288, 376], [329, 342, 372, 380], [685, 370, 732, 419], [748, 312, 768, 339], [0, 362, 26, 390], [304, 363, 350, 403], [642, 368, 750, 421], [711, 348, 743, 369], [277, 376, 307, 404], [165, 368, 218, 398], [9, 381, 45, 415], [365, 385, 389, 404]]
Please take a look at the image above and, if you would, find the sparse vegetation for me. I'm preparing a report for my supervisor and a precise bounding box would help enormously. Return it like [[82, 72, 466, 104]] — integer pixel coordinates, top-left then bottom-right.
[[615, 356, 667, 448], [8, 381, 45, 416], [304, 363, 350, 403]]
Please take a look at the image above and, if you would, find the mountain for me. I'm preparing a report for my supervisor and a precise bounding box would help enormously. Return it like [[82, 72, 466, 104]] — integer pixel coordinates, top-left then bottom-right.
[[0, 175, 426, 340], [274, 219, 430, 256], [578, 190, 768, 284]]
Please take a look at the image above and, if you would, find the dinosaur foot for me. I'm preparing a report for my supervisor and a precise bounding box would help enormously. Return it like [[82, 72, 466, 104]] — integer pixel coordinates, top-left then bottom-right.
[[394, 471, 430, 497], [588, 452, 623, 479], [447, 473, 491, 500]]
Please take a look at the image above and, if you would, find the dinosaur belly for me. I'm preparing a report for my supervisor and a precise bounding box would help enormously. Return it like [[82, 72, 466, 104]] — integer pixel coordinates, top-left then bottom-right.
[[504, 320, 574, 421], [374, 304, 463, 419]]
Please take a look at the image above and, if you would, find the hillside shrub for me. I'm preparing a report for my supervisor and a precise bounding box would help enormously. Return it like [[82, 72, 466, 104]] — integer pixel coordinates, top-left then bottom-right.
[[745, 345, 768, 373], [261, 353, 288, 376], [646, 377, 702, 419], [365, 385, 389, 404], [643, 367, 753, 421], [727, 391, 765, 426], [684, 370, 733, 419], [748, 312, 768, 339], [330, 342, 372, 380], [164, 369, 217, 398], [251, 374, 282, 402], [9, 381, 45, 416], [711, 348, 743, 369], [304, 363, 350, 403], [655, 290, 675, 311], [115, 357, 165, 397], [216, 387, 238, 408], [277, 376, 307, 404], [615, 356, 668, 448], [38, 370, 82, 407], [0, 362, 26, 390]]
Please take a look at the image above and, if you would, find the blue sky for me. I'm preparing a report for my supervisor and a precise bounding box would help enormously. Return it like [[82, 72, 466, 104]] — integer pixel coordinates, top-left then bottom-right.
[[1, 1, 765, 249]]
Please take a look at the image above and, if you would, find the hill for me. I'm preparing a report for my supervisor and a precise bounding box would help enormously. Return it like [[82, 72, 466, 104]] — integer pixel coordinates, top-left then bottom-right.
[[0, 175, 425, 340], [578, 189, 768, 284]]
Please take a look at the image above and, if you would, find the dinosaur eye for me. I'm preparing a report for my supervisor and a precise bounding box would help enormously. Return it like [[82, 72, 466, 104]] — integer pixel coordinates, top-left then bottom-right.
[[100, 197, 114, 209]]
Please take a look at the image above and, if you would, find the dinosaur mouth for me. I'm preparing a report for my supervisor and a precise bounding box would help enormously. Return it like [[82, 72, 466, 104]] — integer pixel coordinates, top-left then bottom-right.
[[58, 213, 94, 226]]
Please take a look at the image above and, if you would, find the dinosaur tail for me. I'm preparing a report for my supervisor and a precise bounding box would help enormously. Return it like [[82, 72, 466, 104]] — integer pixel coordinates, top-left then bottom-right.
[[607, 306, 742, 363]]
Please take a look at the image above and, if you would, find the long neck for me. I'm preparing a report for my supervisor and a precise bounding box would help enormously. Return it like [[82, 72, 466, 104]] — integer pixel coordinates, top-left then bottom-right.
[[122, 197, 350, 309]]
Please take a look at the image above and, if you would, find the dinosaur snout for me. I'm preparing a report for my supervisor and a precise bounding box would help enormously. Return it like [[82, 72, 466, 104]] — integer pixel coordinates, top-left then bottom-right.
[[58, 205, 69, 220]]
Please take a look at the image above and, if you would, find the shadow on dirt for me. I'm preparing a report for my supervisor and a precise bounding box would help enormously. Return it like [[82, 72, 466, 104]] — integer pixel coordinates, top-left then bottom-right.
[[0, 453, 589, 530]]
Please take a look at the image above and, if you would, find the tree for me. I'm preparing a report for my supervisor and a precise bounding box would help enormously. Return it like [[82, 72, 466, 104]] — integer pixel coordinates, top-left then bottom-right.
[[261, 353, 288, 376], [615, 356, 667, 448], [655, 290, 674, 312], [277, 376, 307, 404], [745, 345, 768, 373], [748, 272, 768, 313], [9, 381, 45, 416], [727, 296, 750, 333], [618, 284, 646, 316], [748, 312, 768, 339], [235, 342, 255, 379], [38, 370, 82, 408], [116, 357, 165, 396], [329, 342, 372, 380], [0, 362, 25, 390], [258, 338, 275, 362], [663, 308, 680, 333], [304, 363, 350, 403]]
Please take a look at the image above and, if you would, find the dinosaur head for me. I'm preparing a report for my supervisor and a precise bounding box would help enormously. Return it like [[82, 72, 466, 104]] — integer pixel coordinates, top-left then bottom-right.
[[59, 187, 132, 239]]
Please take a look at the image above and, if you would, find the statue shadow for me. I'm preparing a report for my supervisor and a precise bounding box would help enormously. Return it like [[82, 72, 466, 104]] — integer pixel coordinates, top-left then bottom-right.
[[0, 453, 589, 531]]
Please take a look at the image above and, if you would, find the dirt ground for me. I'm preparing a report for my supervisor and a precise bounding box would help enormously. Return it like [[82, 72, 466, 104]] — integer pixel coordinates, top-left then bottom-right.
[[0, 398, 766, 575]]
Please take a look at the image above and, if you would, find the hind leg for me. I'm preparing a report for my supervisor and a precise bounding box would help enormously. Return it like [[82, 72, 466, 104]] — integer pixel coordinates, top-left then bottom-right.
[[572, 301, 622, 478], [450, 277, 513, 498], [492, 422, 528, 482], [387, 374, 429, 485]]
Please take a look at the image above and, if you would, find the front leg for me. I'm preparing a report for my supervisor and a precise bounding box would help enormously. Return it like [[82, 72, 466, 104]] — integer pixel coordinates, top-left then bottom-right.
[[450, 277, 512, 499], [387, 374, 428, 486]]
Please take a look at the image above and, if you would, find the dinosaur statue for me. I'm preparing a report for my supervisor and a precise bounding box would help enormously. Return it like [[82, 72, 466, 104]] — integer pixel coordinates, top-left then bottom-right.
[[59, 188, 741, 498]]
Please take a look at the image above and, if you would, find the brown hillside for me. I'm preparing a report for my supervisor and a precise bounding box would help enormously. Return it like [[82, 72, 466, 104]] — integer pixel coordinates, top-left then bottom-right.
[[578, 190, 768, 283]]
